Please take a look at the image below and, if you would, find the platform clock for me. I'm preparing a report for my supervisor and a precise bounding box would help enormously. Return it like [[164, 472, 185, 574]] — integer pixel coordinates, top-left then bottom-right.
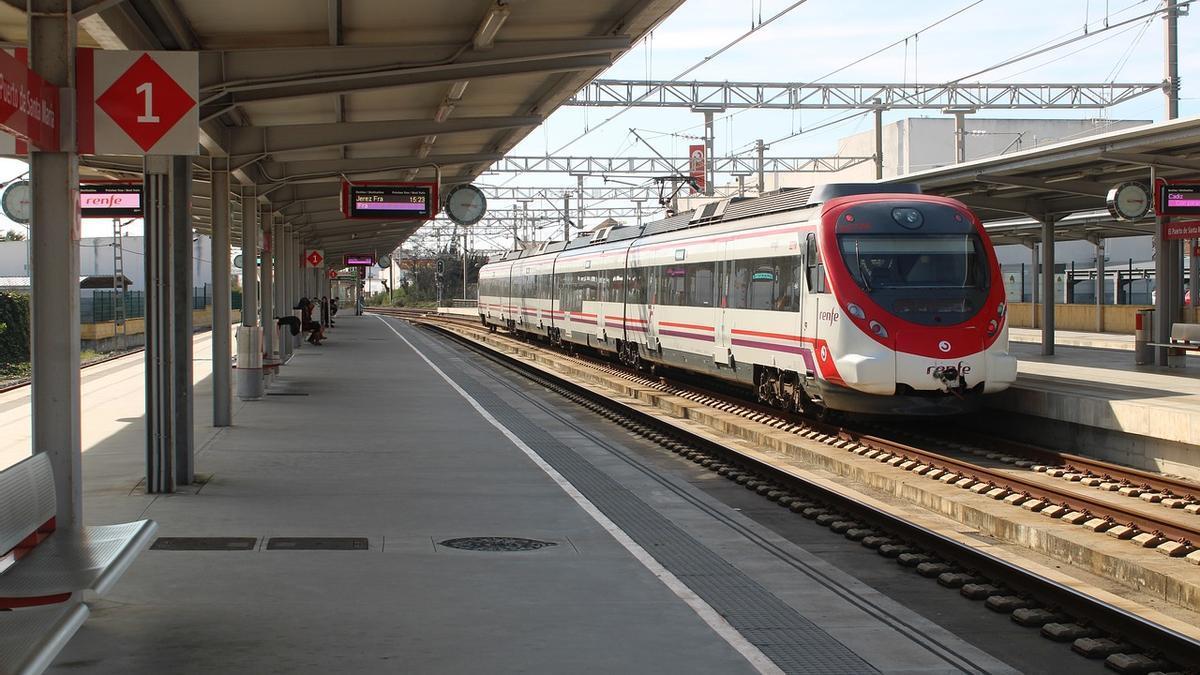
[[444, 184, 487, 226], [1106, 181, 1151, 222], [2, 180, 31, 224]]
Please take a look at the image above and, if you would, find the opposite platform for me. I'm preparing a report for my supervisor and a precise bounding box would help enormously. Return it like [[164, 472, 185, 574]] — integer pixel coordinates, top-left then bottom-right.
[[42, 313, 1014, 674], [981, 328, 1200, 478]]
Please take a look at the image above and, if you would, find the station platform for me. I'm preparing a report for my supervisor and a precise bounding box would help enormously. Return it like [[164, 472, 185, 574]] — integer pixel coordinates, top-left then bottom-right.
[[984, 328, 1200, 478], [1, 315, 1018, 674]]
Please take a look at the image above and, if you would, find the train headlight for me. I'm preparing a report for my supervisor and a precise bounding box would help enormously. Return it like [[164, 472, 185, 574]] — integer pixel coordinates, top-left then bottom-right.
[[987, 319, 998, 336], [868, 320, 888, 338], [997, 302, 1006, 317], [892, 207, 924, 229], [846, 303, 865, 320]]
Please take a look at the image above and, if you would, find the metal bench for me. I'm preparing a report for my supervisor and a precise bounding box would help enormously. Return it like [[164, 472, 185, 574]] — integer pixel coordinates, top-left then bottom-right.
[[0, 453, 157, 674], [1148, 323, 1200, 366]]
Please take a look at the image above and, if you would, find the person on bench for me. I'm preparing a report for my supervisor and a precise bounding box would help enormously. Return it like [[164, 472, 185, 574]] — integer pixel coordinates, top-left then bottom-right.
[[297, 297, 326, 345]]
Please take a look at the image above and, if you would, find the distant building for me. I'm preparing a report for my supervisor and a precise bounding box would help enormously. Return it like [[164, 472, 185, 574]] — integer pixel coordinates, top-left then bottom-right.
[[0, 235, 215, 292]]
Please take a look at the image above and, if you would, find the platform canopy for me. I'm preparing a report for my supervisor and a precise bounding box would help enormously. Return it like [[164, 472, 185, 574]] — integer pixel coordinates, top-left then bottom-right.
[[881, 115, 1200, 244], [0, 0, 684, 258]]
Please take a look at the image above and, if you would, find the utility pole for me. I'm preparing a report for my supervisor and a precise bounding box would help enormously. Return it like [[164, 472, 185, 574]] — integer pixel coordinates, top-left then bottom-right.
[[512, 203, 519, 250], [871, 98, 884, 179], [577, 174, 585, 232], [563, 193, 570, 242], [1166, 0, 1180, 120], [755, 139, 766, 194]]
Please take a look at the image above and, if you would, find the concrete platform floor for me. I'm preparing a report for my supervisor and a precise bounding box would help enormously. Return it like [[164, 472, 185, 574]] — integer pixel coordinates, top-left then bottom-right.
[[2, 315, 1018, 674]]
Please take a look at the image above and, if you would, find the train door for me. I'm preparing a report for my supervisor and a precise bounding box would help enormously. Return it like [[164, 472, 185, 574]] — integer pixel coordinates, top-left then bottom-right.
[[804, 233, 827, 371], [713, 246, 732, 365], [642, 262, 660, 353]]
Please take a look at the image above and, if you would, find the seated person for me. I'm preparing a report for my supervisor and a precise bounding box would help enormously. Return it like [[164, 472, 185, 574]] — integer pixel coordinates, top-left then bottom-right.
[[298, 297, 326, 345]]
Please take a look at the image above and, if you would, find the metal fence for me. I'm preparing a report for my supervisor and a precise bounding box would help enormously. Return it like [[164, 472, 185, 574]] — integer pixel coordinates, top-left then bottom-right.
[[81, 287, 217, 323]]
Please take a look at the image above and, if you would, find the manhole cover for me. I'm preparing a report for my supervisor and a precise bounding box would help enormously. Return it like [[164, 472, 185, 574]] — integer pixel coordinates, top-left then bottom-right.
[[151, 537, 257, 551], [438, 537, 557, 552], [266, 537, 368, 550]]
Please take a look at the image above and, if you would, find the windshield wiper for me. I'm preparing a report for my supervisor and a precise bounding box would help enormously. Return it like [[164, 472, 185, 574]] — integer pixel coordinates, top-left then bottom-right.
[[854, 239, 873, 292]]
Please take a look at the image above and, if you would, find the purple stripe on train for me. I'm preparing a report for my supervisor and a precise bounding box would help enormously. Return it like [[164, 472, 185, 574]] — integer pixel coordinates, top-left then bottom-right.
[[731, 338, 817, 372], [659, 329, 715, 343]]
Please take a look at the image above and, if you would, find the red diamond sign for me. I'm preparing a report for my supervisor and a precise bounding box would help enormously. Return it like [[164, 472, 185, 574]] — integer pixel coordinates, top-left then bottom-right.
[[95, 54, 196, 152], [306, 250, 325, 268]]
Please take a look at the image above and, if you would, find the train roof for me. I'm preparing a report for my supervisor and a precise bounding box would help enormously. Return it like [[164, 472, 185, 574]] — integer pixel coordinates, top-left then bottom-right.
[[486, 183, 923, 264]]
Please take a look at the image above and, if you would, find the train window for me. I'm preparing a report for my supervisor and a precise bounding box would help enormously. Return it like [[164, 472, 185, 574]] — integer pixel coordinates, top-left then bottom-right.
[[687, 264, 715, 307], [838, 234, 986, 291], [729, 261, 750, 309], [626, 267, 646, 304], [806, 234, 827, 293], [661, 265, 686, 305], [748, 263, 777, 310]]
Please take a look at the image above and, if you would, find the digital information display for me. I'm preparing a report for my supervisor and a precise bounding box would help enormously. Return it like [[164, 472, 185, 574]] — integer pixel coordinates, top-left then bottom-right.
[[81, 182, 143, 217], [344, 254, 375, 266], [1157, 182, 1200, 216], [341, 182, 437, 220]]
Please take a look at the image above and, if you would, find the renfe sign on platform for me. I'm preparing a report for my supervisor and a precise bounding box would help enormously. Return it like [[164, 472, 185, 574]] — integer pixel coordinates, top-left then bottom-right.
[[80, 183, 143, 217], [341, 182, 437, 219]]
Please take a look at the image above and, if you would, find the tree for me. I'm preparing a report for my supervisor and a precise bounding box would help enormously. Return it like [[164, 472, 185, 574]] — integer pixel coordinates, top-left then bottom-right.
[[3, 230, 26, 241]]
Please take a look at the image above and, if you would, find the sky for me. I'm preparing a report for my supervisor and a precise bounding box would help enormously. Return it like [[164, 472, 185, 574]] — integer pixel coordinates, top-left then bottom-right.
[[1, 0, 1197, 252]]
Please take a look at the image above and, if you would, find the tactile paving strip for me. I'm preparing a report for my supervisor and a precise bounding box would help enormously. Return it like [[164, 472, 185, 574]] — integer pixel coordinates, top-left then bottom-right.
[[407, 326, 878, 675]]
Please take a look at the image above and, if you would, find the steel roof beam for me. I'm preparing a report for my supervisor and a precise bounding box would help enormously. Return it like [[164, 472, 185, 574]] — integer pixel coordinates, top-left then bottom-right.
[[567, 79, 1165, 110], [258, 153, 504, 182], [1098, 152, 1200, 172], [199, 38, 629, 107], [228, 116, 542, 158], [488, 155, 869, 174], [974, 173, 1112, 198]]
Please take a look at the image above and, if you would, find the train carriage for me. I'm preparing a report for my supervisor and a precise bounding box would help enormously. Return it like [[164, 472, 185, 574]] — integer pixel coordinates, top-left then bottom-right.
[[478, 184, 1017, 417]]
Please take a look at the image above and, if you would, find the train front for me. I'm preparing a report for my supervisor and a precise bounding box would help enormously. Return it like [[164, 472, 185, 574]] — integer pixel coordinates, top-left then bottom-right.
[[817, 193, 1017, 415]]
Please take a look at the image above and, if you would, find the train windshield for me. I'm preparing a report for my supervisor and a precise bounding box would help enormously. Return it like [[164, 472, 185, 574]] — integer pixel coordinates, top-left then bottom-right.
[[837, 234, 989, 326]]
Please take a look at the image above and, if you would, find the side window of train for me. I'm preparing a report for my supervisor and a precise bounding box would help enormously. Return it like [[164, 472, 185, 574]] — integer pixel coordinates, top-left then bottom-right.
[[729, 261, 750, 309], [625, 267, 643, 304], [805, 233, 827, 293], [686, 263, 715, 307], [748, 262, 777, 310]]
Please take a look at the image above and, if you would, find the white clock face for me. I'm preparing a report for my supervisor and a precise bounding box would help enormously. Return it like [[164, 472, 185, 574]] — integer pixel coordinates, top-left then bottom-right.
[[445, 184, 487, 226], [2, 181, 31, 224], [1109, 182, 1150, 221]]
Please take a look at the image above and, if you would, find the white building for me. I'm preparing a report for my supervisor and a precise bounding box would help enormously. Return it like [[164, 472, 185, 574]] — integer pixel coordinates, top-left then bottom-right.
[[0, 234, 215, 292]]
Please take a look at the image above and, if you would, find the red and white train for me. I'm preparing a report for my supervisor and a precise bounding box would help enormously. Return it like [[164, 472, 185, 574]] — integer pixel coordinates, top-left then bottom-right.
[[477, 184, 1017, 416]]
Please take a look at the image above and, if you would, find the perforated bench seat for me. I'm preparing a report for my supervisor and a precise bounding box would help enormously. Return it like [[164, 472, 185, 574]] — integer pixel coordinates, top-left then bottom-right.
[[0, 520, 157, 606], [0, 604, 89, 675], [0, 453, 157, 608]]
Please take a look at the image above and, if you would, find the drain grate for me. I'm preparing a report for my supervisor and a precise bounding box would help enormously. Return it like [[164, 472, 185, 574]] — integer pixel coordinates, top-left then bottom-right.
[[151, 537, 257, 551], [438, 536, 557, 552], [266, 537, 368, 550]]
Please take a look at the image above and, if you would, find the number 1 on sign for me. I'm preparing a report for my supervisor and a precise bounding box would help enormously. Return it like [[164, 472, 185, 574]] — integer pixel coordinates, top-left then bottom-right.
[[135, 82, 160, 123]]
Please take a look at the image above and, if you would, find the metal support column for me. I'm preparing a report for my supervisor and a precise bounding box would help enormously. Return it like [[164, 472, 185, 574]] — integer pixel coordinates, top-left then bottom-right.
[[563, 194, 570, 242], [143, 157, 174, 493], [1041, 215, 1056, 355], [576, 174, 584, 230], [872, 99, 883, 179], [259, 207, 275, 376], [1030, 242, 1038, 327], [29, 0, 81, 525], [211, 160, 232, 426], [755, 139, 766, 194], [703, 110, 715, 195], [276, 223, 292, 363], [1094, 236, 1106, 333], [170, 156, 193, 486], [954, 111, 967, 164], [237, 187, 263, 399]]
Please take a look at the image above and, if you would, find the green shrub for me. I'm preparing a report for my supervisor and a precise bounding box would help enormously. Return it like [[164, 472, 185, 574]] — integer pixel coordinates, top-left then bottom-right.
[[0, 292, 31, 365]]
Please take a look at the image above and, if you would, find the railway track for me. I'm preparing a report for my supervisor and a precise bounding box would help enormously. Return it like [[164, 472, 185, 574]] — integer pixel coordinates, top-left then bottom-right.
[[371, 307, 1200, 670], [373, 308, 1200, 557]]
